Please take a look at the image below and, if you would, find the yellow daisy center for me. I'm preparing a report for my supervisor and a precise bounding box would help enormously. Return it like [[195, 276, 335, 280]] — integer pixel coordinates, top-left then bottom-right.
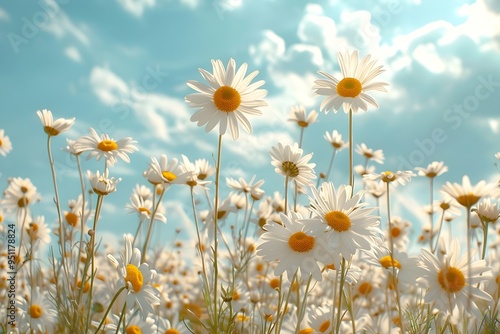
[[440, 202, 450, 210], [319, 320, 331, 332], [165, 329, 180, 334], [21, 186, 29, 193], [126, 325, 142, 334], [324, 263, 336, 271], [324, 210, 351, 232], [299, 329, 314, 334], [269, 277, 280, 290], [288, 231, 315, 252], [213, 86, 241, 112], [391, 226, 401, 238], [297, 120, 309, 128], [358, 282, 373, 296], [138, 207, 152, 215], [97, 139, 118, 152], [456, 194, 480, 208], [426, 171, 437, 178], [282, 161, 299, 178], [380, 255, 401, 269], [44, 126, 60, 136], [0, 139, 2, 146], [65, 212, 79, 227], [29, 304, 43, 319], [438, 266, 465, 293], [162, 171, 177, 182], [18, 197, 29, 208], [381, 171, 396, 183], [337, 77, 362, 98], [125, 264, 144, 292]]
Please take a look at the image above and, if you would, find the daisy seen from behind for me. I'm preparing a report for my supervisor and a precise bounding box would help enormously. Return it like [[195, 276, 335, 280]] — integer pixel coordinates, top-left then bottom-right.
[[304, 182, 382, 259], [257, 211, 333, 282], [185, 58, 267, 140], [312, 50, 388, 114], [441, 175, 495, 209], [74, 128, 138, 166], [36, 109, 75, 136]]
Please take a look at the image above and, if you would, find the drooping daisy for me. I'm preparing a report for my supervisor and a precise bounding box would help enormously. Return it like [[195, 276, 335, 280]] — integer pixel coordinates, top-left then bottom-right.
[[226, 175, 265, 200], [107, 234, 161, 319], [415, 239, 492, 325], [74, 128, 138, 166], [288, 105, 318, 128], [312, 50, 388, 114], [355, 143, 384, 164], [324, 130, 348, 151], [364, 170, 416, 187], [36, 109, 75, 136], [17, 287, 58, 333], [143, 154, 194, 186], [87, 170, 121, 196], [0, 129, 13, 156], [441, 175, 495, 208], [126, 193, 167, 223], [270, 142, 316, 187], [185, 58, 268, 140], [257, 211, 333, 281], [304, 182, 382, 259], [416, 161, 448, 178]]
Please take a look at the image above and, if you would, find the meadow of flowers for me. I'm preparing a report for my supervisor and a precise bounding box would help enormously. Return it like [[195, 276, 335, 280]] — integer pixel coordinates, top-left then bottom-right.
[[1, 51, 500, 334]]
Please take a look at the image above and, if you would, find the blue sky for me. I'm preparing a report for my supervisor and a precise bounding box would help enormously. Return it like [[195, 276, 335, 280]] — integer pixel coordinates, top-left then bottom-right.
[[1, 0, 500, 248]]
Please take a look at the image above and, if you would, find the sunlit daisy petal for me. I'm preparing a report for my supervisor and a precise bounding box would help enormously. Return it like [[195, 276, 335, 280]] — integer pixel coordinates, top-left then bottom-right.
[[185, 58, 267, 140]]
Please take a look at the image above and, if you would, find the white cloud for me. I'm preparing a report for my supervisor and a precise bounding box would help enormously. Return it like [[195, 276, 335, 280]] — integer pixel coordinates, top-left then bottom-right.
[[89, 66, 192, 143], [411, 43, 462, 76], [456, 0, 500, 51], [0, 7, 9, 21], [116, 0, 155, 17], [40, 0, 90, 45], [64, 46, 82, 63], [249, 30, 285, 66]]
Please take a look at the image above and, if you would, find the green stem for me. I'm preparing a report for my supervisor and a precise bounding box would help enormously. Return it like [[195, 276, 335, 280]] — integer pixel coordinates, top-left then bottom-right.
[[325, 149, 338, 182], [429, 177, 434, 251], [213, 134, 223, 332], [94, 286, 126, 333], [141, 185, 166, 263], [348, 108, 354, 190]]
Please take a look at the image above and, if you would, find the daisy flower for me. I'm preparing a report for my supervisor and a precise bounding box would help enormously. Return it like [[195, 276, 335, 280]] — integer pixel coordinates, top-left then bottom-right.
[[364, 170, 416, 186], [1, 177, 41, 212], [495, 152, 500, 161], [107, 234, 160, 318], [270, 142, 316, 187], [185, 58, 268, 140], [324, 130, 348, 151], [0, 129, 12, 156], [143, 154, 194, 186], [307, 305, 334, 333], [179, 154, 211, 190], [441, 175, 495, 208], [312, 50, 388, 114], [126, 193, 167, 223], [36, 109, 75, 136], [305, 182, 382, 259], [472, 198, 500, 224], [87, 170, 121, 196], [415, 239, 492, 325], [356, 143, 384, 164], [17, 287, 58, 333], [226, 175, 265, 200], [194, 158, 215, 180], [25, 215, 52, 245], [257, 211, 333, 281], [416, 161, 448, 178], [74, 128, 138, 166], [287, 105, 318, 128]]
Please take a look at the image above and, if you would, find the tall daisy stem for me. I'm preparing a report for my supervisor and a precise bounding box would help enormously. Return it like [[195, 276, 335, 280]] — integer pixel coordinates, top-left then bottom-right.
[[348, 109, 354, 190], [385, 183, 404, 332], [284, 176, 289, 215], [213, 134, 223, 332], [325, 149, 337, 182], [141, 186, 165, 263], [429, 177, 434, 251]]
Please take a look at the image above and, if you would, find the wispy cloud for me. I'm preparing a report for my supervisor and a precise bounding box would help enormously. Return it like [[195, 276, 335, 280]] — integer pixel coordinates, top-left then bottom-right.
[[41, 0, 90, 45], [64, 46, 82, 63], [0, 6, 9, 21]]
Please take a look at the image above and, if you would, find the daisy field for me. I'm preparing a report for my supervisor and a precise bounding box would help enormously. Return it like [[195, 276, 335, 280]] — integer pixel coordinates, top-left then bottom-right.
[[1, 1, 500, 333]]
